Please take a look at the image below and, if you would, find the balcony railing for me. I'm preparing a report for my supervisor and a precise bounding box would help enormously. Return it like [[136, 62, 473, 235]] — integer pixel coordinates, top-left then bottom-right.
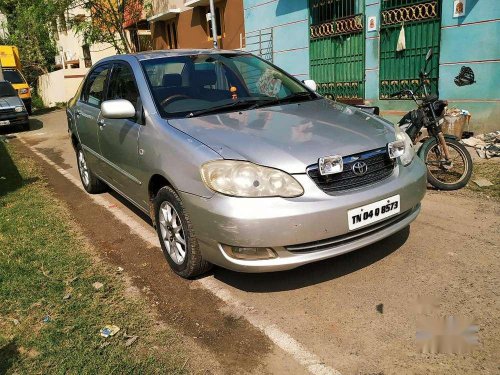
[[244, 28, 273, 63]]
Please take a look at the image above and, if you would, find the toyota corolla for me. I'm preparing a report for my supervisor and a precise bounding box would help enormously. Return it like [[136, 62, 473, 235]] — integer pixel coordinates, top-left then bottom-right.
[[66, 50, 427, 278]]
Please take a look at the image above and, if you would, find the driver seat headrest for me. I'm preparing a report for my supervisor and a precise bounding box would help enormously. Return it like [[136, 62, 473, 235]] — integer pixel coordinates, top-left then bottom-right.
[[162, 73, 182, 87]]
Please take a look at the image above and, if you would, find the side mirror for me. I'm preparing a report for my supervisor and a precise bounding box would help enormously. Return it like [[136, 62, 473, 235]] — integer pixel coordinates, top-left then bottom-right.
[[302, 79, 317, 92], [101, 99, 136, 119], [425, 48, 433, 62]]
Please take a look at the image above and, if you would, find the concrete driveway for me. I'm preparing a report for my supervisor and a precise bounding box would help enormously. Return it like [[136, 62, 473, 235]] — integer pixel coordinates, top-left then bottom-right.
[[3, 109, 499, 375]]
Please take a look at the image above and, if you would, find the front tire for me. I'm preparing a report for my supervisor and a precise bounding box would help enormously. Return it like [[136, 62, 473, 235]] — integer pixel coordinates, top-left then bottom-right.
[[76, 144, 106, 194], [420, 137, 473, 190], [153, 186, 212, 278]]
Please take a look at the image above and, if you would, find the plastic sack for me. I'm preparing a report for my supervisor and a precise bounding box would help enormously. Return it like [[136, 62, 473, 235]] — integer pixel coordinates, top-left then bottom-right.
[[397, 25, 406, 52]]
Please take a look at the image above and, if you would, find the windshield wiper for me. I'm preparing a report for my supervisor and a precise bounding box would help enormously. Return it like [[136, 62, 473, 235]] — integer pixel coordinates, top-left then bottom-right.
[[186, 98, 262, 118], [185, 92, 315, 118], [249, 91, 315, 109]]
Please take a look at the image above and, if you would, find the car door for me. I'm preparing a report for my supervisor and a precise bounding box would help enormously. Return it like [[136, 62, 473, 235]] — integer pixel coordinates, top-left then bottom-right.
[[75, 63, 111, 175], [98, 61, 143, 203]]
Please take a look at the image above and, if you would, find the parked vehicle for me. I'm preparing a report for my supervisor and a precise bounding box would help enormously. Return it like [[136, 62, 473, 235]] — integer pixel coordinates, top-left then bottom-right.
[[0, 45, 32, 114], [0, 80, 29, 130], [393, 49, 473, 190], [66, 50, 427, 278]]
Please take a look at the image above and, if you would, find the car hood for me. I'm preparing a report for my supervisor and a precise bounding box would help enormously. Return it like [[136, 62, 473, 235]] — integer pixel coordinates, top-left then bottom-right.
[[168, 99, 396, 174], [0, 96, 23, 109]]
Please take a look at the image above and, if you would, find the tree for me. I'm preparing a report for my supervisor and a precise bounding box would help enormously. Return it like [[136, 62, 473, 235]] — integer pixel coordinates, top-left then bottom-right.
[[0, 0, 67, 86], [69, 0, 146, 54]]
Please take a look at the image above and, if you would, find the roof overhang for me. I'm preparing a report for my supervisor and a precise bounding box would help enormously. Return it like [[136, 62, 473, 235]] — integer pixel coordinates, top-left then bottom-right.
[[184, 0, 212, 7], [147, 8, 182, 22]]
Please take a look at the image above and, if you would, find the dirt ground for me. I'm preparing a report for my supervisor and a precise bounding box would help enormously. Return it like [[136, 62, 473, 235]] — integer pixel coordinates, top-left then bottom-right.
[[2, 110, 499, 374]]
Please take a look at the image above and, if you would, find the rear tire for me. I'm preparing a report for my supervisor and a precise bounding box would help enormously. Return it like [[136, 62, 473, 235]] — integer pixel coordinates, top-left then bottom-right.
[[420, 137, 473, 190], [153, 186, 212, 278], [76, 144, 106, 194]]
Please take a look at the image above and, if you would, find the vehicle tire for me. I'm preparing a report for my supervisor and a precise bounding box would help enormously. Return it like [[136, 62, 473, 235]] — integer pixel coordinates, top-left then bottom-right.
[[153, 186, 212, 278], [76, 144, 106, 194], [419, 137, 473, 190]]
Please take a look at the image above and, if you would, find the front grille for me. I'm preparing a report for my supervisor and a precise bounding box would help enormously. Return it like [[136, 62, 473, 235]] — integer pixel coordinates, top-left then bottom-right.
[[0, 108, 15, 115], [286, 207, 417, 253], [307, 147, 395, 193]]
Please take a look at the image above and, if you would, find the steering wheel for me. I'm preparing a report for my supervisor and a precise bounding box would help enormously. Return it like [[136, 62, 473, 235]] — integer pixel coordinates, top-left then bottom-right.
[[160, 94, 191, 107]]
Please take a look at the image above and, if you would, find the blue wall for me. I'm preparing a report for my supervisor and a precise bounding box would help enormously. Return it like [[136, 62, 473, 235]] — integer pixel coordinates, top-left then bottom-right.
[[244, 0, 500, 131], [438, 0, 500, 132], [243, 0, 309, 79]]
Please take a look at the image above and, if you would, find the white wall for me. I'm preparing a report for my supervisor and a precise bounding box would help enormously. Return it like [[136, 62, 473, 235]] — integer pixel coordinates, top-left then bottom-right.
[[38, 67, 88, 107], [56, 4, 117, 66]]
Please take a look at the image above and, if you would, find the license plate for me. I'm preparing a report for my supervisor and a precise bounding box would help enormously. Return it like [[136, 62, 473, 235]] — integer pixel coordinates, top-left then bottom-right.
[[348, 195, 401, 231], [0, 120, 10, 126]]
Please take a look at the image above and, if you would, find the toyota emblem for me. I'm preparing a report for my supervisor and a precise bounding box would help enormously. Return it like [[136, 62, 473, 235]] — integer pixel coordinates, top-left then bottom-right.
[[352, 161, 368, 176]]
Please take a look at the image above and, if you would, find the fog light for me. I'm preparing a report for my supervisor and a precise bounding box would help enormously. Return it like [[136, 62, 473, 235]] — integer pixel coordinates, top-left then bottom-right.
[[388, 140, 405, 159], [222, 245, 277, 260], [318, 155, 343, 176]]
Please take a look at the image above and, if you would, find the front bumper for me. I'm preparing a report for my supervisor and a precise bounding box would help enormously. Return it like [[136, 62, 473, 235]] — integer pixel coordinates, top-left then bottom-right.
[[0, 112, 29, 126], [181, 158, 427, 272]]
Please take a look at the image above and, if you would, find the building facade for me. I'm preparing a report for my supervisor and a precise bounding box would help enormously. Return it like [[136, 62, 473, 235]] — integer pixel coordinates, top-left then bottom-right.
[[243, 0, 499, 132], [148, 0, 245, 51], [38, 4, 117, 107]]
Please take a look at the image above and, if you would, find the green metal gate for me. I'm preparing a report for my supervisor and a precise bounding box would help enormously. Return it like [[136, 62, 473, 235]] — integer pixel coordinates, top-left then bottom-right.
[[309, 0, 365, 103], [379, 0, 441, 99]]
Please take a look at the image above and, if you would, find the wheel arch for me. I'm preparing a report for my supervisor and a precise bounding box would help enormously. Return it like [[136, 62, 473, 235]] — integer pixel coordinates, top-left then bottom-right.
[[70, 132, 79, 150], [148, 173, 176, 226]]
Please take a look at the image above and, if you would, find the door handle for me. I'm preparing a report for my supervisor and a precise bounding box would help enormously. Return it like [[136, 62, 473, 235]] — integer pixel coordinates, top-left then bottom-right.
[[75, 109, 81, 118], [98, 119, 106, 130]]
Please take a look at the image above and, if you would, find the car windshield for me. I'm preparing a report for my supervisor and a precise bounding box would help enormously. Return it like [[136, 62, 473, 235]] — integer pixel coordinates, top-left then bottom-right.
[[141, 53, 316, 118], [3, 70, 26, 84], [0, 81, 17, 97]]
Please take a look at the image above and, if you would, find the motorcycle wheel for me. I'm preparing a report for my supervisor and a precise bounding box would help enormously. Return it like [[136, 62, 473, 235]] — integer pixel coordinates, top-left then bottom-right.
[[419, 137, 473, 190]]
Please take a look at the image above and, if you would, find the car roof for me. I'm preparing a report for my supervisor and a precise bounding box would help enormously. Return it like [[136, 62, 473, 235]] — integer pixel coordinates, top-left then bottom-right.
[[98, 49, 250, 64]]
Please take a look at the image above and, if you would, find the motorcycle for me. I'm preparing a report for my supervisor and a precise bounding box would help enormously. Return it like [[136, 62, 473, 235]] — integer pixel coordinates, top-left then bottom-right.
[[391, 48, 474, 190]]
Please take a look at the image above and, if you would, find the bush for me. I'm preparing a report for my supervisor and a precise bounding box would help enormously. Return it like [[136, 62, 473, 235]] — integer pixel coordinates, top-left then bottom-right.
[[31, 94, 45, 110]]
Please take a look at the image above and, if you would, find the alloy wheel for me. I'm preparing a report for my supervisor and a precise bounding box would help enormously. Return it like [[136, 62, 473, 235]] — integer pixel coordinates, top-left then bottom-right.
[[158, 201, 187, 265], [78, 150, 90, 187]]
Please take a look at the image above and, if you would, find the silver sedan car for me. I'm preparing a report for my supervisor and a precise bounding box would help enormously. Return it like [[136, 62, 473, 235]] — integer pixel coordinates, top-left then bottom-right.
[[67, 50, 426, 278]]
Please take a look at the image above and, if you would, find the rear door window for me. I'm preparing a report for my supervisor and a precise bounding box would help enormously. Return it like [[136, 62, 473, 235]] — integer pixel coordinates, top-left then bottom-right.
[[81, 64, 110, 107]]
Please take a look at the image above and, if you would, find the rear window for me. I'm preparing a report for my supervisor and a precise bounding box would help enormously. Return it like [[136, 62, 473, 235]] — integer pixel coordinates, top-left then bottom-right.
[[3, 70, 26, 84]]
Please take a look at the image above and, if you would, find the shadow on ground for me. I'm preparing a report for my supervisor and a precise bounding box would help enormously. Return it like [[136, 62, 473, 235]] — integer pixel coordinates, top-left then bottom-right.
[[212, 226, 410, 292], [0, 140, 38, 197], [0, 340, 19, 375]]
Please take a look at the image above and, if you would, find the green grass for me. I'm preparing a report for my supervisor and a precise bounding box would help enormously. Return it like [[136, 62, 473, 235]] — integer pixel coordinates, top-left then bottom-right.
[[467, 160, 500, 199], [0, 140, 187, 374]]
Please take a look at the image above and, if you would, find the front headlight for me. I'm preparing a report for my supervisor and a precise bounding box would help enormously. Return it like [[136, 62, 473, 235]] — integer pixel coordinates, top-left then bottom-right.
[[18, 88, 29, 95], [14, 106, 23, 113], [200, 160, 304, 197], [388, 126, 415, 166]]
